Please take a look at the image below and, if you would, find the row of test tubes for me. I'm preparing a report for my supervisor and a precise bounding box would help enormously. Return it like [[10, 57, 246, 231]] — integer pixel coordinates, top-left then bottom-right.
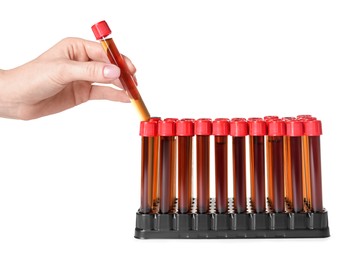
[[139, 115, 324, 215]]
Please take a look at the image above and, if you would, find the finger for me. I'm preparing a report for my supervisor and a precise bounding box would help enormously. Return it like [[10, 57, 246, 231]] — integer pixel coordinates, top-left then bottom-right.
[[122, 55, 137, 75], [89, 85, 130, 102], [81, 39, 111, 63], [61, 61, 121, 84]]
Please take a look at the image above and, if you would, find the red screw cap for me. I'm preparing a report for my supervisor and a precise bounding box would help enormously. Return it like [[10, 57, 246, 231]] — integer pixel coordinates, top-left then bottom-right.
[[194, 118, 212, 136], [91, 20, 112, 40], [158, 119, 176, 136], [140, 121, 158, 137], [176, 119, 194, 136], [212, 118, 230, 136], [304, 120, 322, 136], [230, 118, 248, 137], [286, 120, 304, 136], [248, 119, 267, 136], [268, 120, 286, 136], [264, 115, 279, 122]]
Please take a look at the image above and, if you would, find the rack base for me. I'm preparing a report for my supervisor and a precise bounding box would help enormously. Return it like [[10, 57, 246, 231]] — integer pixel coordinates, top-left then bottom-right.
[[135, 211, 329, 239]]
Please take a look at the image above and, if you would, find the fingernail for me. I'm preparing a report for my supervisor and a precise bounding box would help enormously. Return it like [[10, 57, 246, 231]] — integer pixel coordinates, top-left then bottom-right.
[[103, 65, 120, 79]]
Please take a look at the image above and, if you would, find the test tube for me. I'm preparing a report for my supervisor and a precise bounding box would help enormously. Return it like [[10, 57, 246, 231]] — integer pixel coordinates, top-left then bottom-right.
[[286, 120, 304, 212], [149, 117, 161, 207], [248, 119, 266, 213], [282, 117, 296, 209], [264, 116, 278, 208], [195, 119, 212, 214], [305, 119, 324, 212], [230, 118, 248, 213], [267, 120, 285, 213], [139, 120, 158, 213], [158, 119, 176, 213], [176, 119, 194, 213], [164, 118, 178, 209], [213, 118, 230, 214], [91, 20, 150, 121], [297, 115, 315, 210]]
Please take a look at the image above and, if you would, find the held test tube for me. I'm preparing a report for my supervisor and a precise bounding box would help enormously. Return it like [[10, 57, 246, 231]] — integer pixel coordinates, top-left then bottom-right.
[[91, 20, 150, 121]]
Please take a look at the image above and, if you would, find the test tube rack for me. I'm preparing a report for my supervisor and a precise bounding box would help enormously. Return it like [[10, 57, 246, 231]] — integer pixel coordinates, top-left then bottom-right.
[[135, 116, 330, 239]]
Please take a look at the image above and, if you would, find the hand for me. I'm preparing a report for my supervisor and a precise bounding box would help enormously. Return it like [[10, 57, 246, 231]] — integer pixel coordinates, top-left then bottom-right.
[[0, 37, 136, 120]]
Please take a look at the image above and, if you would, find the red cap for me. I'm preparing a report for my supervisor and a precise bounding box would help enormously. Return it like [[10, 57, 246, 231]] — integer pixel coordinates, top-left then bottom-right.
[[304, 120, 322, 136], [91, 20, 112, 40], [286, 120, 304, 136], [149, 117, 161, 122], [164, 118, 178, 122], [248, 120, 267, 136], [264, 115, 279, 122], [194, 118, 212, 135], [267, 120, 286, 136], [282, 116, 296, 121], [248, 117, 262, 121], [176, 119, 194, 136], [212, 118, 230, 136], [230, 119, 248, 136], [139, 121, 157, 137], [158, 120, 176, 136]]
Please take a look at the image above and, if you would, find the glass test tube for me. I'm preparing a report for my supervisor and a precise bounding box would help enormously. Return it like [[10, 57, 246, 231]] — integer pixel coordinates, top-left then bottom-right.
[[195, 119, 212, 214], [248, 119, 266, 213], [305, 120, 324, 212], [264, 116, 278, 208], [213, 119, 230, 214], [286, 120, 304, 212], [139, 121, 158, 213], [149, 117, 161, 207], [297, 115, 315, 209], [267, 120, 285, 213], [158, 119, 176, 214], [230, 118, 248, 213], [282, 117, 295, 209], [176, 119, 194, 213], [91, 20, 150, 121]]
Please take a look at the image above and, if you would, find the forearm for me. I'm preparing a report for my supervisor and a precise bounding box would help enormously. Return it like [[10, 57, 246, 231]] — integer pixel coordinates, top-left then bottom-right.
[[0, 68, 21, 119]]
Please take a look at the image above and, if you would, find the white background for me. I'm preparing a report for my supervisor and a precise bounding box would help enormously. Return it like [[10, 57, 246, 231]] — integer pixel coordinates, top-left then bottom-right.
[[0, 0, 352, 259]]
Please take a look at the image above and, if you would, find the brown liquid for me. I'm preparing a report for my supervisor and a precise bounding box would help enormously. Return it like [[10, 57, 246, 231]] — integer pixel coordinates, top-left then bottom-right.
[[178, 136, 193, 213], [140, 137, 154, 213], [101, 38, 150, 121], [249, 136, 266, 213], [308, 136, 323, 212], [284, 136, 293, 208], [302, 136, 312, 210], [159, 136, 174, 213], [170, 136, 177, 209], [289, 137, 304, 212], [214, 136, 228, 213], [232, 137, 247, 213], [268, 136, 284, 213], [266, 136, 273, 208], [152, 136, 159, 208], [196, 136, 210, 213]]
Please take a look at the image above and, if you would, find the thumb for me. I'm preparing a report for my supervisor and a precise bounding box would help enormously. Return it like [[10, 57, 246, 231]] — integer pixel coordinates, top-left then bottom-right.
[[63, 61, 120, 83]]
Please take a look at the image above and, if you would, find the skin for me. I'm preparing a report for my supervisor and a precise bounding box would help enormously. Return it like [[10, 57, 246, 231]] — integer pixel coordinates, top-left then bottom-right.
[[0, 37, 136, 120]]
